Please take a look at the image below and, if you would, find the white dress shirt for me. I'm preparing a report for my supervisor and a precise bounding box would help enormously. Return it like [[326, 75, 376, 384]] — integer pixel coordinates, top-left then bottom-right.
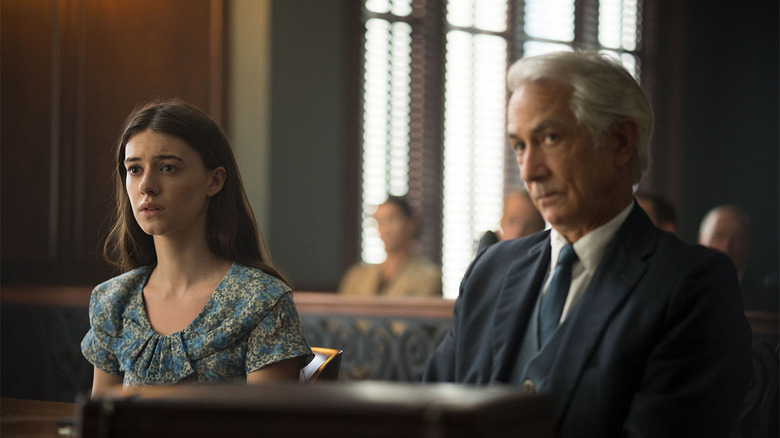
[[544, 203, 634, 322]]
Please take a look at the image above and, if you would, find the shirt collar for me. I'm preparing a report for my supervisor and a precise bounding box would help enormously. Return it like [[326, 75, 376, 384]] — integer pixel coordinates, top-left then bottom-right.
[[549, 203, 634, 275]]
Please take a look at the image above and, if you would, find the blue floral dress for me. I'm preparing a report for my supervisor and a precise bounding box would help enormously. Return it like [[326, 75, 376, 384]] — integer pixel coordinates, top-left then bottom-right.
[[81, 263, 313, 387]]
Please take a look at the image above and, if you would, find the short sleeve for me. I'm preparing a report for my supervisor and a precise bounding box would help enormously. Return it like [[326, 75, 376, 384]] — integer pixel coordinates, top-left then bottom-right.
[[81, 327, 122, 375], [80, 267, 151, 378], [244, 292, 313, 373]]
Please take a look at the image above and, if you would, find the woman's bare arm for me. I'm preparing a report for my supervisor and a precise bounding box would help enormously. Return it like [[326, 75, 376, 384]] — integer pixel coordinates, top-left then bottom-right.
[[246, 358, 300, 383], [91, 366, 123, 397]]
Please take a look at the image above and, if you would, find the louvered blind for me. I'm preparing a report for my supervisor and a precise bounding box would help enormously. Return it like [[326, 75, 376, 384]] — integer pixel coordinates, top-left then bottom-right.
[[360, 0, 645, 298], [362, 11, 413, 263], [441, 0, 510, 299]]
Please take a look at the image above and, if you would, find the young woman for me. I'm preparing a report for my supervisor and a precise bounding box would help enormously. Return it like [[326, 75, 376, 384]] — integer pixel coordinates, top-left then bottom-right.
[[81, 100, 312, 395]]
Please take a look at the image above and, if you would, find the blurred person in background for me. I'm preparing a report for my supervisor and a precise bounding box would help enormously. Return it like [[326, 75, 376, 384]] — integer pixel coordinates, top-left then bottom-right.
[[338, 195, 442, 297], [699, 204, 778, 311], [478, 188, 546, 252]]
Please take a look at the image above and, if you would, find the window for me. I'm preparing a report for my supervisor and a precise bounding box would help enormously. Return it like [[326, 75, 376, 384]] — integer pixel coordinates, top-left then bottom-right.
[[442, 1, 509, 300], [360, 0, 647, 298], [361, 8, 414, 263]]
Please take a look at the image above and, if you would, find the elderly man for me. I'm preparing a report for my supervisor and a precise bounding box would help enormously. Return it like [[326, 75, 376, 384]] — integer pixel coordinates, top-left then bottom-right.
[[424, 51, 752, 437], [698, 205, 750, 279], [699, 204, 779, 311]]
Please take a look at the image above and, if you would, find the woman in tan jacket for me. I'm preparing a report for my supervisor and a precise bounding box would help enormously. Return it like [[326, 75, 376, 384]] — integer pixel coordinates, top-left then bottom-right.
[[338, 196, 442, 297]]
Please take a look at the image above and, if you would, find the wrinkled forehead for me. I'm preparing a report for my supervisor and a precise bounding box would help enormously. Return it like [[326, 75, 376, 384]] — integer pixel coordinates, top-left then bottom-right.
[[507, 81, 578, 131]]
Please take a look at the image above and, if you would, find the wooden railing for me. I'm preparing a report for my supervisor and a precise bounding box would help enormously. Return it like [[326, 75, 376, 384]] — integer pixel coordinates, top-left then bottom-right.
[[1, 286, 776, 437], [294, 292, 454, 319], [3, 286, 774, 334]]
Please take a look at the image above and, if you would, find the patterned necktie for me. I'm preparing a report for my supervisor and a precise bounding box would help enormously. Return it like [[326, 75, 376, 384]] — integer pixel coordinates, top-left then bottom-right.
[[539, 244, 578, 346]]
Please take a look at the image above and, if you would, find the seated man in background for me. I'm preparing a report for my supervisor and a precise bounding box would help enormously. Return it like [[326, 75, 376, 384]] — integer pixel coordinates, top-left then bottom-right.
[[635, 192, 677, 233], [478, 188, 546, 252], [699, 204, 779, 311], [424, 50, 752, 437], [338, 196, 442, 297]]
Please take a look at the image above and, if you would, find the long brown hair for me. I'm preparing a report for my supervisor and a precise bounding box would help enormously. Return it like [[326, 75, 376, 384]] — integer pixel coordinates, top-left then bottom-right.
[[103, 99, 291, 287]]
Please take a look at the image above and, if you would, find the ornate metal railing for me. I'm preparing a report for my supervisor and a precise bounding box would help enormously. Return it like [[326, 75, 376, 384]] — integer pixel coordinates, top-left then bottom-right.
[[294, 293, 453, 381]]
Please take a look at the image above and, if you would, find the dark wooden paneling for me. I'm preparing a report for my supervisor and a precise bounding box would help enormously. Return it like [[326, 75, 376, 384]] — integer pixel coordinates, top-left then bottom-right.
[[1, 0, 224, 285], [78, 0, 218, 272], [651, 0, 779, 280], [1, 0, 56, 263]]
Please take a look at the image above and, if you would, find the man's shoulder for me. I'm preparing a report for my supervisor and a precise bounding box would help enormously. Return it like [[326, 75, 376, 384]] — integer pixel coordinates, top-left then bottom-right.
[[618, 206, 725, 269], [479, 230, 550, 262], [653, 229, 731, 268], [620, 224, 741, 297], [458, 230, 550, 299]]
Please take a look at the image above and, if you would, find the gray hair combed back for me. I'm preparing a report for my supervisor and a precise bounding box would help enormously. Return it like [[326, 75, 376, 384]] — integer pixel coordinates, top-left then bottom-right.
[[507, 51, 653, 185]]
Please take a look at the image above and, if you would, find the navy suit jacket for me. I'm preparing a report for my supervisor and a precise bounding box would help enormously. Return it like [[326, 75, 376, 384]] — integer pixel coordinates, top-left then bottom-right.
[[424, 204, 753, 437]]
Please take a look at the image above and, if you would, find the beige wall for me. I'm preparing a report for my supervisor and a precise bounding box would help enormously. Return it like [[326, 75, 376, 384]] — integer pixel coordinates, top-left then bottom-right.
[[227, 0, 272, 232]]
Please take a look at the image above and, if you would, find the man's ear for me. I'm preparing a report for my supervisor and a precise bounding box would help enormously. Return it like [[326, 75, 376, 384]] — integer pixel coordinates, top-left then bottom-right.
[[610, 117, 638, 166], [206, 166, 226, 197]]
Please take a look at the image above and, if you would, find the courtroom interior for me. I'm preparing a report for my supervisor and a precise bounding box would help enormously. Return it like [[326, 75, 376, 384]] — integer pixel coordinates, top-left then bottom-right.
[[1, 0, 777, 437]]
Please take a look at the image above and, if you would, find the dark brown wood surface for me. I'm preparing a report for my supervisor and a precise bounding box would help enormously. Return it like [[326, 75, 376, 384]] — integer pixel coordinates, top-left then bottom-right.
[[0, 398, 76, 437], [78, 382, 552, 438]]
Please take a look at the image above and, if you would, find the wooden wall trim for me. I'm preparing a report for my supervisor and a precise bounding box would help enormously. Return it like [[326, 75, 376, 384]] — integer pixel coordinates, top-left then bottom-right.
[[1, 287, 773, 334], [293, 292, 455, 319], [209, 0, 224, 123], [1, 286, 91, 308], [0, 287, 455, 319], [49, 0, 62, 260], [1, 0, 225, 285]]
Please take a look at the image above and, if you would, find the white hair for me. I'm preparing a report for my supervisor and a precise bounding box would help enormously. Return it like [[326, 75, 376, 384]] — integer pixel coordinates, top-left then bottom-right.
[[507, 51, 653, 185]]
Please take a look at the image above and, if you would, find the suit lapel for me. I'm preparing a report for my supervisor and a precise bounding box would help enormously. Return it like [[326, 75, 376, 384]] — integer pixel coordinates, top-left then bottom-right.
[[546, 204, 658, 422], [491, 235, 551, 381]]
